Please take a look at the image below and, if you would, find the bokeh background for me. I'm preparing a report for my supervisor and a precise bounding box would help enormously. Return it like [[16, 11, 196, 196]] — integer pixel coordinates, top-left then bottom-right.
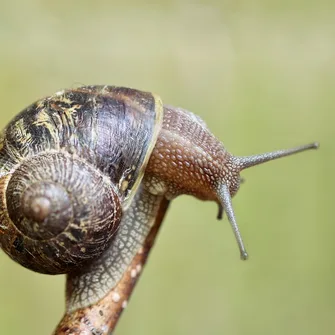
[[0, 1, 333, 334]]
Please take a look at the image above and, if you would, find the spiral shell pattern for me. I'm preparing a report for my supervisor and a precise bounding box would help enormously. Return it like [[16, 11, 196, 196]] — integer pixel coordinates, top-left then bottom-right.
[[0, 151, 121, 274]]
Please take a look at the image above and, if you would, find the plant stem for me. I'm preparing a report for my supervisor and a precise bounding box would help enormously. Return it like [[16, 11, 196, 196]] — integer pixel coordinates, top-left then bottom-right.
[[54, 198, 170, 335]]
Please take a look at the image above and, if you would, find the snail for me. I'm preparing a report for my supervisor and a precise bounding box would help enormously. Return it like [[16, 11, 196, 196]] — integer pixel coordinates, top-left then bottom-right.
[[0, 85, 318, 331]]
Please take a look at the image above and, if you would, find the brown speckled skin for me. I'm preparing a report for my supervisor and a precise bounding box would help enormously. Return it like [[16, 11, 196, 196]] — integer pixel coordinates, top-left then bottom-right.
[[147, 105, 240, 202]]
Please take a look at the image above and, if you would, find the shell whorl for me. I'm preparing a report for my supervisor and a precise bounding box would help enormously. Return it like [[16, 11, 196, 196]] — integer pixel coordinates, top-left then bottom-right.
[[0, 151, 121, 274], [0, 85, 163, 274]]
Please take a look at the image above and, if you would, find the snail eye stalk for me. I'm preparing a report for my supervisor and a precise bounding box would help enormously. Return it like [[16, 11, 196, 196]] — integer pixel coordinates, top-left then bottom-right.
[[218, 183, 248, 260], [216, 142, 319, 260]]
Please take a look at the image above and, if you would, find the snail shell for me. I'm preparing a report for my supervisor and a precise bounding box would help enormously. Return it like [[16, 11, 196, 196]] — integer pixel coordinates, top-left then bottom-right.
[[0, 86, 163, 274]]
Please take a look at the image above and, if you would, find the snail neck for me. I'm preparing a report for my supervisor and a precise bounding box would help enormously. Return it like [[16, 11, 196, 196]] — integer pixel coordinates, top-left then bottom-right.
[[146, 105, 230, 201]]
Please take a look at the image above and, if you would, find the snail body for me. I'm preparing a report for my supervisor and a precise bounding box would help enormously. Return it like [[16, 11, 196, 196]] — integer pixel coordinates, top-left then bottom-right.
[[0, 85, 318, 312]]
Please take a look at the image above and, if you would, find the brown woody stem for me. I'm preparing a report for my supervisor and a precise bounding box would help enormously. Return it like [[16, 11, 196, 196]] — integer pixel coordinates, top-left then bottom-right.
[[54, 198, 170, 335]]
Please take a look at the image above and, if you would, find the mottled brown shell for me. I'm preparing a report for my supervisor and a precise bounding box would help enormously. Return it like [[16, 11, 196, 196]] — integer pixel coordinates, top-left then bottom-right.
[[0, 86, 163, 274]]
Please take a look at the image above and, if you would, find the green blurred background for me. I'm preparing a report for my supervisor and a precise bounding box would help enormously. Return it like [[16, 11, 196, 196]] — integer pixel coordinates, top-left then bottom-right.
[[0, 1, 333, 334]]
